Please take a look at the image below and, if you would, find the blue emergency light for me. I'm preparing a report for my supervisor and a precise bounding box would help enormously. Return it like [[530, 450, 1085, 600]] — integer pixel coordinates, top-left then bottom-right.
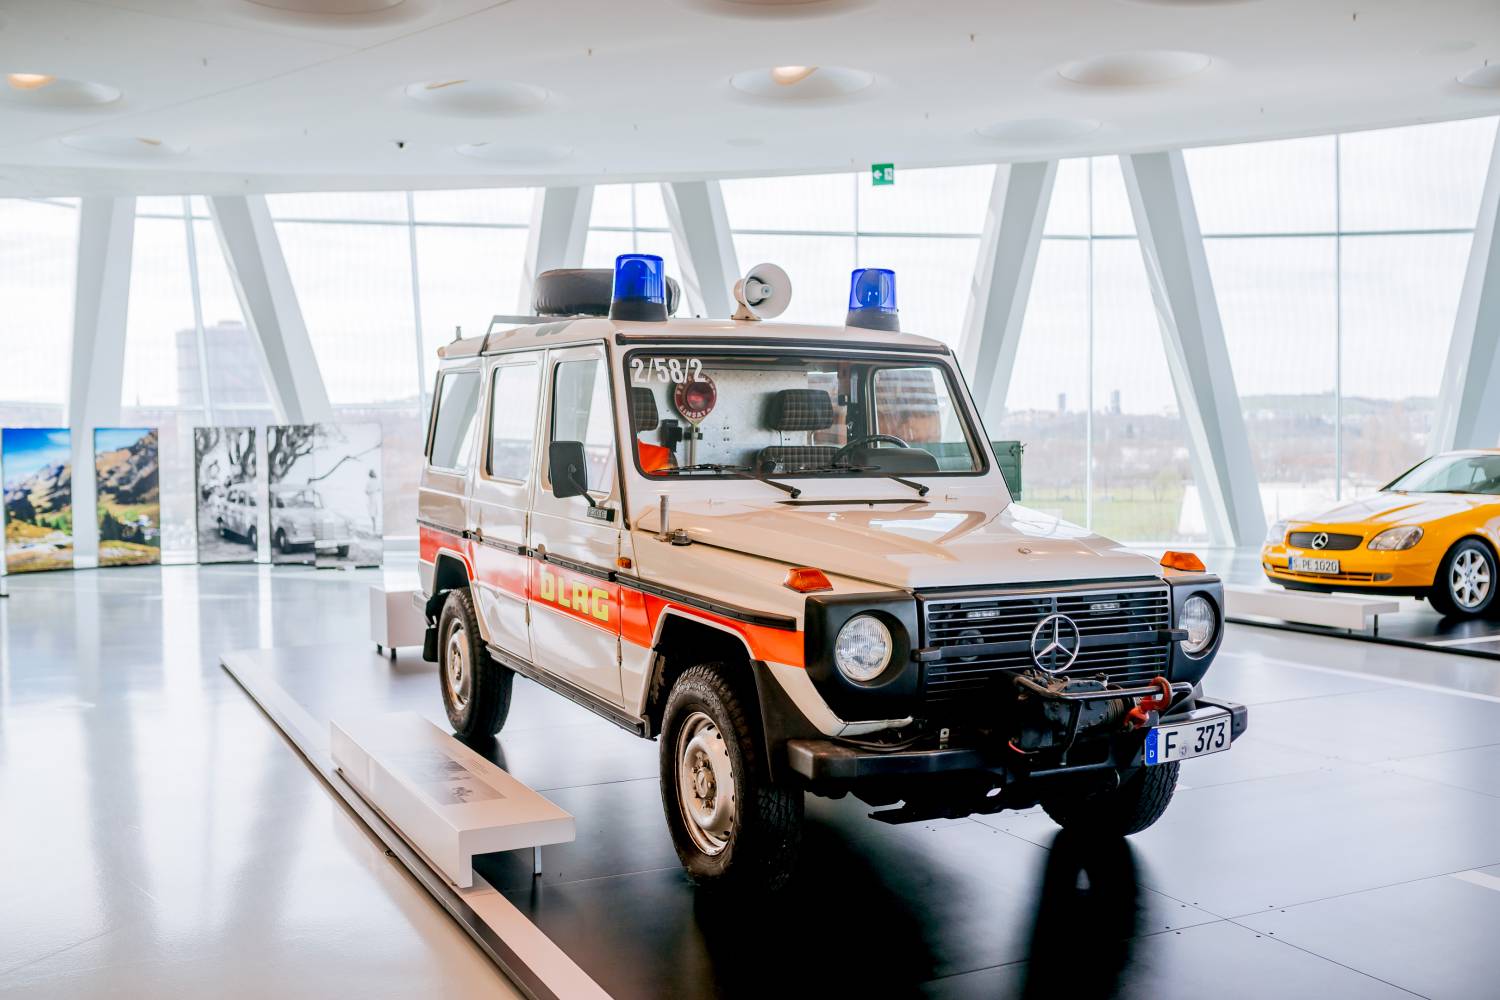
[[845, 267, 900, 332], [609, 253, 668, 322]]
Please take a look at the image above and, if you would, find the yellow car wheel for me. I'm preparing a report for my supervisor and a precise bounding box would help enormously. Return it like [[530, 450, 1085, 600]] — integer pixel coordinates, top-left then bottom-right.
[[1428, 538, 1497, 619]]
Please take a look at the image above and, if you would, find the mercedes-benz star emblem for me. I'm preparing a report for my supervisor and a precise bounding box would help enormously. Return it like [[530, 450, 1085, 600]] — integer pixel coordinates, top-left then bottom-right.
[[1311, 532, 1330, 550], [1030, 613, 1082, 673]]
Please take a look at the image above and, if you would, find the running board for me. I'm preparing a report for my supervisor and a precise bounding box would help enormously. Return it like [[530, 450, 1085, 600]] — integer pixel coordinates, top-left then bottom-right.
[[487, 644, 648, 738]]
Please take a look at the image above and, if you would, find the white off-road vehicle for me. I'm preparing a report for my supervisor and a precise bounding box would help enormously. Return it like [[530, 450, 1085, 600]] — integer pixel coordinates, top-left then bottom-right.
[[418, 256, 1246, 889]]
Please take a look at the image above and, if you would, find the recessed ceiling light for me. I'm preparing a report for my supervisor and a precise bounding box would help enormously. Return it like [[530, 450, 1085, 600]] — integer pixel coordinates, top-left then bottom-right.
[[770, 66, 817, 86], [0, 75, 121, 107], [978, 117, 1103, 144], [403, 79, 548, 117], [7, 73, 55, 91], [61, 135, 189, 160], [1457, 64, 1500, 91], [1058, 50, 1212, 87], [456, 141, 571, 165], [730, 65, 873, 101]]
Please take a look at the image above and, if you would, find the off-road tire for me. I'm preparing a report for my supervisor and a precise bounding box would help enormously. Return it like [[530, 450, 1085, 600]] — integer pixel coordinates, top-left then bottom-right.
[[438, 588, 513, 739], [1042, 762, 1179, 836], [1426, 538, 1497, 619], [659, 664, 802, 891], [532, 267, 681, 318]]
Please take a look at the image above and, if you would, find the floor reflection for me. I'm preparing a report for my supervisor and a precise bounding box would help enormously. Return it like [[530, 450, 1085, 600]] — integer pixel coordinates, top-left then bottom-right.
[[1023, 830, 1141, 999]]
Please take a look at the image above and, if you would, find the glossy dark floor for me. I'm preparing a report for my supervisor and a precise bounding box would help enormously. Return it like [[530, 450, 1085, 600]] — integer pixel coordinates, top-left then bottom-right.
[[233, 579, 1500, 998]]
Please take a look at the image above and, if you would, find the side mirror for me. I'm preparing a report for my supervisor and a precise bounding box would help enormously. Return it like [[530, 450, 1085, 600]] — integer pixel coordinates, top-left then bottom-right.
[[548, 441, 594, 505]]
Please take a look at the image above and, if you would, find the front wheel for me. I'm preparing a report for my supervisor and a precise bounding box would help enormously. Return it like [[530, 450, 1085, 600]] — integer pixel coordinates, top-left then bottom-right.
[[438, 588, 513, 739], [1042, 762, 1179, 836], [1427, 539, 1496, 619], [659, 664, 802, 891]]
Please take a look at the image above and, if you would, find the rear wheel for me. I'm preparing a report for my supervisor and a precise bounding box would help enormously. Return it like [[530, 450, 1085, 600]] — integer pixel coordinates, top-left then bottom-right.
[[1427, 539, 1496, 619], [247, 525, 258, 550], [438, 588, 513, 739], [659, 664, 802, 891], [1042, 763, 1179, 836], [275, 528, 289, 553]]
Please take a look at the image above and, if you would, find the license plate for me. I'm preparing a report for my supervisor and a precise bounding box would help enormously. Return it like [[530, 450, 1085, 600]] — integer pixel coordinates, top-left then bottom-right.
[[1146, 712, 1231, 766], [1290, 555, 1340, 575]]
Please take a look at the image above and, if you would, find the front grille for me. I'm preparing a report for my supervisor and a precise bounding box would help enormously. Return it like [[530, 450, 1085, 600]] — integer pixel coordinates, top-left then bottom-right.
[[1287, 531, 1362, 551], [918, 583, 1172, 707]]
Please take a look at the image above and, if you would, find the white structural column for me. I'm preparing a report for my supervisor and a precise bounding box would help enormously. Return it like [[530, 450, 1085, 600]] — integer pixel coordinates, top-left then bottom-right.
[[958, 161, 1056, 424], [67, 196, 137, 567], [662, 180, 739, 319], [1432, 128, 1500, 453], [1122, 150, 1265, 547], [208, 195, 333, 424], [517, 186, 593, 315]]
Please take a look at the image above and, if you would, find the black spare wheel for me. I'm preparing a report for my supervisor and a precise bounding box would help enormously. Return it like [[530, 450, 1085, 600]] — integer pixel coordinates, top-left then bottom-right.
[[533, 268, 681, 318]]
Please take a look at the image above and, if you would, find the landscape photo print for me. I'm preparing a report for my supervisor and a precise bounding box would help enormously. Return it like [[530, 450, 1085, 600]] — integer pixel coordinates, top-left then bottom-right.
[[94, 428, 161, 567], [194, 427, 259, 564], [3, 428, 74, 574]]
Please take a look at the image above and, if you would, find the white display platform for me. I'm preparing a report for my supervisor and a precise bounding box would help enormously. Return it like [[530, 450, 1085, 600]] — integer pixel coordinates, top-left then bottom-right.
[[332, 712, 575, 889], [369, 577, 427, 657], [1226, 584, 1400, 633], [220, 647, 612, 1000]]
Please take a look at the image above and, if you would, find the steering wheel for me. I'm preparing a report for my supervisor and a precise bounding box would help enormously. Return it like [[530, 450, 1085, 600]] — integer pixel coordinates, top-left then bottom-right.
[[832, 433, 910, 465]]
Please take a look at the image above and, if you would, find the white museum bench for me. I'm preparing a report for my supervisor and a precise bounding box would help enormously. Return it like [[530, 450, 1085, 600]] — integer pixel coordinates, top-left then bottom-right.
[[1225, 584, 1401, 634]]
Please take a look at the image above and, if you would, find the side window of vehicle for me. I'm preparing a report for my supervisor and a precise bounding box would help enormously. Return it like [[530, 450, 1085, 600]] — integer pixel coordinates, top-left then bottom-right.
[[551, 357, 616, 493], [429, 369, 481, 471], [487, 362, 540, 481]]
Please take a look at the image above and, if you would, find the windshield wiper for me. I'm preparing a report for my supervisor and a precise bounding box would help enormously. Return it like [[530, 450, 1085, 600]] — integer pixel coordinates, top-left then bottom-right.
[[800, 463, 931, 497], [658, 463, 801, 499]]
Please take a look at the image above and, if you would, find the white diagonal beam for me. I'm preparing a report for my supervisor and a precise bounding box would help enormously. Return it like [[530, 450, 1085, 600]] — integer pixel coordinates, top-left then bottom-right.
[[662, 180, 739, 319], [1122, 149, 1266, 547], [67, 196, 136, 567], [517, 186, 593, 315], [1432, 128, 1500, 453], [208, 195, 332, 424], [957, 161, 1056, 424]]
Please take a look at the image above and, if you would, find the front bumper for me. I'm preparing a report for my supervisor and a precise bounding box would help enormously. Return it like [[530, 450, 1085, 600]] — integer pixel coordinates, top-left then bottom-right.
[[785, 695, 1248, 784], [1262, 540, 1438, 591]]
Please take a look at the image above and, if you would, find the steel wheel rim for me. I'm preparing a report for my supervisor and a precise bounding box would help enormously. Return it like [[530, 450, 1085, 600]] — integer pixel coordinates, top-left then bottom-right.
[[1451, 549, 1491, 609], [445, 623, 470, 710], [675, 710, 736, 856]]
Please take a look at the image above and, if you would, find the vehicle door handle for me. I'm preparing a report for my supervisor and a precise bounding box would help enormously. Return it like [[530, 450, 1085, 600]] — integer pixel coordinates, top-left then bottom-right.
[[534, 543, 546, 559]]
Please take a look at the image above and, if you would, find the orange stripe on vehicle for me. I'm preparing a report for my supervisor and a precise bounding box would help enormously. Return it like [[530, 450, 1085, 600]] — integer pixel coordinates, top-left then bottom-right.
[[419, 525, 472, 576], [619, 589, 805, 668], [530, 560, 619, 636], [473, 545, 529, 600]]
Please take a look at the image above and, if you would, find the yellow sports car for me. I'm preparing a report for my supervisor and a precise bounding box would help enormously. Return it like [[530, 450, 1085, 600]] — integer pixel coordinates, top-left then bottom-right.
[[1262, 450, 1500, 619]]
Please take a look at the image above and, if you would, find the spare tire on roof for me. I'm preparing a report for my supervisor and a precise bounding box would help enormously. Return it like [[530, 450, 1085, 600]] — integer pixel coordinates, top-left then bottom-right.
[[533, 268, 681, 318]]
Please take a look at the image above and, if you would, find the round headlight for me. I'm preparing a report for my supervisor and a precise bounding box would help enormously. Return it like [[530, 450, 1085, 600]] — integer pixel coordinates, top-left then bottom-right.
[[1179, 595, 1216, 656], [834, 615, 893, 683]]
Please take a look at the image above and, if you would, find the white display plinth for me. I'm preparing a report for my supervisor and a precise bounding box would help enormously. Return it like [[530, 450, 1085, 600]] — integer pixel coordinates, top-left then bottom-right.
[[332, 712, 575, 888], [369, 582, 427, 655], [1226, 584, 1400, 632]]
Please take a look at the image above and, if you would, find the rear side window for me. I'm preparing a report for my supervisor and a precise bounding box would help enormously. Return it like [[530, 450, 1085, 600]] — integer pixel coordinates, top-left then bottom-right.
[[552, 358, 616, 492], [487, 362, 539, 480], [429, 370, 481, 471]]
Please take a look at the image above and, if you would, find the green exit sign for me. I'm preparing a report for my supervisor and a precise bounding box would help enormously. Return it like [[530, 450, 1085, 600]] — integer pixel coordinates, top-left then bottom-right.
[[871, 163, 895, 186]]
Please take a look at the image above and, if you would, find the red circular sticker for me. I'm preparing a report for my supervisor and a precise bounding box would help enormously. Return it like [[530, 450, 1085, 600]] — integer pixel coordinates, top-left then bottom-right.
[[674, 374, 717, 424]]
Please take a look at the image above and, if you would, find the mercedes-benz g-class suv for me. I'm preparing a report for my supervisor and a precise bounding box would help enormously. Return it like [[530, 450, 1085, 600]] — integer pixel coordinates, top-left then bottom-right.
[[418, 256, 1246, 889]]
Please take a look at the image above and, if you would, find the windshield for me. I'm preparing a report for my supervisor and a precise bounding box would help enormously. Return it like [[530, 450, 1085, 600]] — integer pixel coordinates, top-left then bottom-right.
[[1386, 454, 1500, 495], [277, 489, 323, 509], [624, 350, 985, 479]]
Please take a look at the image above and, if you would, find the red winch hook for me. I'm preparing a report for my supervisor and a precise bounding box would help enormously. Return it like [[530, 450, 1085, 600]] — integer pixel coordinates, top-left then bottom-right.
[[1125, 676, 1173, 731]]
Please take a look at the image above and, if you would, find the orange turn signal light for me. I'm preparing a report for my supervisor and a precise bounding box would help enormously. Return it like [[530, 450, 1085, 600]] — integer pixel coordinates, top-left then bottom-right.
[[783, 567, 833, 593], [1160, 550, 1206, 573]]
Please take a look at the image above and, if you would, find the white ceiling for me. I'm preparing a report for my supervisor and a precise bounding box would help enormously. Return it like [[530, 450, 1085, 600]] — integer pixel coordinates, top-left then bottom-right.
[[0, 0, 1498, 196]]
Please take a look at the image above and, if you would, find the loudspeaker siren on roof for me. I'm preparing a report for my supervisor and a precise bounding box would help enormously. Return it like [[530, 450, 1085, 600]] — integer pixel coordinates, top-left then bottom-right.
[[732, 262, 791, 322]]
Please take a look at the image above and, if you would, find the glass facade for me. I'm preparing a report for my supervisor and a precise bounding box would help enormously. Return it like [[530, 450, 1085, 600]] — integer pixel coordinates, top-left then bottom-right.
[[1, 114, 1496, 556]]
